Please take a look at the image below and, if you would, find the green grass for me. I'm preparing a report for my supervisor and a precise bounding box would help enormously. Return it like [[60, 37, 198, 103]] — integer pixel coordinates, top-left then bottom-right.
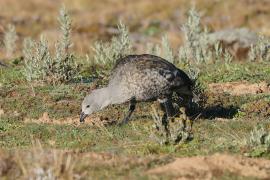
[[0, 115, 268, 157], [1, 62, 269, 154], [0, 61, 270, 179], [199, 62, 270, 83]]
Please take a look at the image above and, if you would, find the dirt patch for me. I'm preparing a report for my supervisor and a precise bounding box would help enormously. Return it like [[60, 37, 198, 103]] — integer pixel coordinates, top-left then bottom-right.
[[148, 153, 270, 179], [24, 112, 117, 126], [0, 146, 172, 179], [209, 81, 270, 96]]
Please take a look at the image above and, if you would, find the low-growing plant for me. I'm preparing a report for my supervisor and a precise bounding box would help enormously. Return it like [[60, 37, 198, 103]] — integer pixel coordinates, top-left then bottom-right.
[[146, 35, 174, 63], [178, 8, 240, 66], [161, 35, 174, 63], [179, 8, 212, 64], [246, 124, 270, 148], [23, 36, 51, 82], [4, 24, 18, 58], [23, 7, 79, 84], [92, 22, 132, 67], [249, 35, 270, 62], [243, 124, 270, 157]]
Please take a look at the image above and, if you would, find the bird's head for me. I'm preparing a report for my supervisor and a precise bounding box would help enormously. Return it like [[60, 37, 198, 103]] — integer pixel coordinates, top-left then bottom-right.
[[80, 88, 111, 123], [80, 93, 99, 122]]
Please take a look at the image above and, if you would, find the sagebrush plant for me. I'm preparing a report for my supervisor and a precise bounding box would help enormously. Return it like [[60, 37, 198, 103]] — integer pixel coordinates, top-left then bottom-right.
[[179, 8, 212, 64], [146, 35, 174, 63], [161, 35, 174, 63], [92, 22, 132, 67], [246, 124, 270, 148], [249, 35, 270, 62], [146, 42, 161, 56], [178, 8, 239, 65], [52, 6, 78, 83], [23, 6, 79, 84], [23, 36, 51, 81], [4, 24, 18, 58]]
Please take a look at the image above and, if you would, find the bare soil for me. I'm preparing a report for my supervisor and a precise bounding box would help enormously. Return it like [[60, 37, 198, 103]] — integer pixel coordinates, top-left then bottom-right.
[[2, 148, 270, 179], [209, 81, 270, 96], [148, 153, 270, 179], [24, 112, 117, 126]]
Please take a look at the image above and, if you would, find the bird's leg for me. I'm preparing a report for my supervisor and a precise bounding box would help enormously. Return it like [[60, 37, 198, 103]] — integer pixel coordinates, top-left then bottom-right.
[[173, 106, 193, 143], [159, 97, 175, 140], [118, 97, 136, 125], [181, 107, 192, 132]]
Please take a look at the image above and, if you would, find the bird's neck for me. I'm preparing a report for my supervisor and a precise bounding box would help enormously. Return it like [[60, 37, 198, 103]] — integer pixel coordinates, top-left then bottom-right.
[[93, 87, 113, 109], [94, 85, 127, 110]]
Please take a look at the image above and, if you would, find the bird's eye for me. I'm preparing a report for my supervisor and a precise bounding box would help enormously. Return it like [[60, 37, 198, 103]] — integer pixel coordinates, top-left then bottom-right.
[[86, 105, 90, 108]]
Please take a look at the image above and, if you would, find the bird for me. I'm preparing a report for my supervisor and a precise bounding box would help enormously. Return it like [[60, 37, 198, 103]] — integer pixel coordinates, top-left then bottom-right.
[[80, 54, 193, 125]]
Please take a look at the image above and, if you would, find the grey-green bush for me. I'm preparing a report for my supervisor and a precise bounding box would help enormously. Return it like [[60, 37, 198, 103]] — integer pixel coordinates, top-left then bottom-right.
[[246, 125, 270, 148], [4, 24, 18, 58], [249, 35, 270, 62], [92, 22, 132, 67], [23, 7, 78, 84]]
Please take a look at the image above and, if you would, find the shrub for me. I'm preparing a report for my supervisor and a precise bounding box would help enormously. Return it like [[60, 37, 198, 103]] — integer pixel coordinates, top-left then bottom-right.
[[4, 24, 18, 58], [249, 35, 270, 62], [179, 8, 212, 64], [243, 124, 270, 157], [92, 22, 132, 67], [146, 35, 174, 63], [23, 36, 51, 82], [246, 124, 270, 147], [23, 7, 79, 84], [161, 35, 174, 63], [146, 42, 161, 56]]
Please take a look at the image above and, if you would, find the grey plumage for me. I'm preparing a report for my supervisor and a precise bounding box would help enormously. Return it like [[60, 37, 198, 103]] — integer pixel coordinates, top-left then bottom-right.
[[80, 54, 193, 124]]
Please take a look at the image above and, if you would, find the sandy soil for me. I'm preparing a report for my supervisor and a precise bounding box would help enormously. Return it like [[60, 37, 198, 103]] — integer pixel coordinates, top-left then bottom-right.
[[24, 112, 117, 126], [1, 147, 270, 179], [148, 153, 270, 179], [209, 81, 270, 96]]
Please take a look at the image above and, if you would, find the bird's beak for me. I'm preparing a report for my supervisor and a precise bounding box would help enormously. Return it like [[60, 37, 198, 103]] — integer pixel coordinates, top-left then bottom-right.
[[80, 112, 88, 123]]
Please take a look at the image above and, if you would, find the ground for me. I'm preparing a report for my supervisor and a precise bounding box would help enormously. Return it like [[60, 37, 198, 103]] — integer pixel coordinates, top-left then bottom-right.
[[1, 61, 270, 179], [0, 0, 270, 179]]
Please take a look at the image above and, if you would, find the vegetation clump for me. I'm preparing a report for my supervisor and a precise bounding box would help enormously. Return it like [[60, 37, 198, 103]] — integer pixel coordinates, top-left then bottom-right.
[[3, 24, 18, 58], [92, 22, 132, 67], [249, 35, 270, 62], [23, 7, 79, 84]]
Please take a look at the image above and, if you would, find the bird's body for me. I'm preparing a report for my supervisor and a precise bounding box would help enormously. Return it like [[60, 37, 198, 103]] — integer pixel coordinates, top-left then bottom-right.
[[109, 54, 192, 102], [80, 54, 193, 124]]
